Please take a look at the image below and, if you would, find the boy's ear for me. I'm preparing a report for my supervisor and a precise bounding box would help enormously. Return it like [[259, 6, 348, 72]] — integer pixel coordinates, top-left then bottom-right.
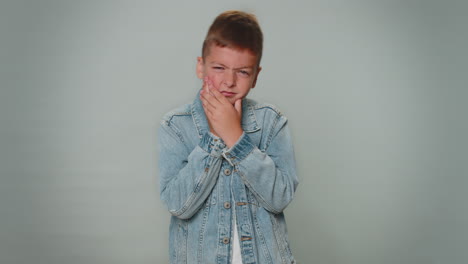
[[196, 57, 204, 79], [251, 66, 262, 88]]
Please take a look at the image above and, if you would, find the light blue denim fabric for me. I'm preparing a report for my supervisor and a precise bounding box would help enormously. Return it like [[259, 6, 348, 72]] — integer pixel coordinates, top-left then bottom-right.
[[158, 90, 299, 264]]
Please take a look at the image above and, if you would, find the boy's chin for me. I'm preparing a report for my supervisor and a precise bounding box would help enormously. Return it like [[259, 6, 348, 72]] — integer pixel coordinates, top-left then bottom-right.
[[225, 97, 240, 105]]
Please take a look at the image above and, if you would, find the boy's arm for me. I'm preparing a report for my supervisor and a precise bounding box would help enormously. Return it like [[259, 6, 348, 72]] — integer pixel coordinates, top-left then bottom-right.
[[223, 115, 299, 214], [200, 79, 298, 214], [158, 121, 223, 219]]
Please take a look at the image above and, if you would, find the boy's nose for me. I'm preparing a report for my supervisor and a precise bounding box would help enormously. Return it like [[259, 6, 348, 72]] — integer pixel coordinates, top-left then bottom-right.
[[223, 71, 236, 88]]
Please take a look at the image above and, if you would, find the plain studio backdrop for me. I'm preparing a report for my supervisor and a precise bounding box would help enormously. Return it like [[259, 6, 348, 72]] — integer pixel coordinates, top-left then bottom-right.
[[1, 1, 467, 263]]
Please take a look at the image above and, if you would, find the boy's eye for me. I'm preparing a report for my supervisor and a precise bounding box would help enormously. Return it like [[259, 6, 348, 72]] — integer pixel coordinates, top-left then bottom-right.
[[213, 66, 224, 71], [239, 70, 250, 76]]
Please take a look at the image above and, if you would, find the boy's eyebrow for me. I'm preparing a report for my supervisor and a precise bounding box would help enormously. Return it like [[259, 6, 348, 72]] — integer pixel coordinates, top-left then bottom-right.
[[210, 62, 254, 70]]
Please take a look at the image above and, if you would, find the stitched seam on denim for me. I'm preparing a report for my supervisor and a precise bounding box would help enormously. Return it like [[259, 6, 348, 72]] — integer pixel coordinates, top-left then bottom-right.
[[197, 201, 210, 263], [248, 191, 274, 264], [170, 180, 200, 217], [171, 156, 215, 217], [161, 121, 185, 145], [200, 133, 224, 158], [236, 166, 280, 215], [191, 100, 204, 138], [270, 214, 288, 264], [177, 222, 188, 264], [197, 136, 220, 158], [265, 114, 281, 150], [162, 107, 191, 123], [268, 153, 291, 212], [191, 112, 203, 138], [230, 174, 237, 264], [230, 136, 255, 165], [160, 122, 196, 158], [253, 104, 283, 116], [248, 104, 260, 125], [242, 104, 260, 133], [276, 214, 294, 264], [265, 117, 295, 213]]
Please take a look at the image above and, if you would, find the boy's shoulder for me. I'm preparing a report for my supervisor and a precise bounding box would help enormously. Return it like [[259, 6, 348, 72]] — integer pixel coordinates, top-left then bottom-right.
[[161, 103, 192, 125], [244, 98, 285, 118], [247, 98, 282, 113], [161, 97, 287, 126]]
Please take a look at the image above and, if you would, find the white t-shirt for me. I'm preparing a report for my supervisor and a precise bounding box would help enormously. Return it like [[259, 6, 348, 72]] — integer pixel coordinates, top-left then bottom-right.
[[232, 217, 243, 263]]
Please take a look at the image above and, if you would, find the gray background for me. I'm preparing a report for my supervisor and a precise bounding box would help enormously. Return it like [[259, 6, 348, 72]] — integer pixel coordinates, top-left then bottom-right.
[[1, 0, 467, 263]]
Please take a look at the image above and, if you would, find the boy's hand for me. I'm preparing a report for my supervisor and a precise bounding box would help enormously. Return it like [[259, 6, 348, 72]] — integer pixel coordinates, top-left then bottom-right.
[[200, 77, 243, 148]]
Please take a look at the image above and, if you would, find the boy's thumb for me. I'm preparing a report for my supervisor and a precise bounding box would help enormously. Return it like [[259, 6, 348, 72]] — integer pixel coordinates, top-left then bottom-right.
[[234, 99, 242, 115]]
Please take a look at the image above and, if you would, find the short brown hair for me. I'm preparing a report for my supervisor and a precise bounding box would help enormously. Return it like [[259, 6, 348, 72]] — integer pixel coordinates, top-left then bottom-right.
[[202, 10, 263, 66]]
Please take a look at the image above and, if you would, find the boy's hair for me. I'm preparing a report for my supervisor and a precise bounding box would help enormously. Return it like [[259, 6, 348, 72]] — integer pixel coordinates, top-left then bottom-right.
[[202, 10, 263, 66]]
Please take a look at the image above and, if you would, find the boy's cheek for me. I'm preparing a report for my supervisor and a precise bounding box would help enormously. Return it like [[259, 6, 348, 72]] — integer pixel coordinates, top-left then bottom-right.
[[206, 75, 221, 91]]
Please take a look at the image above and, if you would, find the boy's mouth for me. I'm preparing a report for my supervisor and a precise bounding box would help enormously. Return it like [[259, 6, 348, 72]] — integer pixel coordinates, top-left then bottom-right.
[[220, 91, 236, 97]]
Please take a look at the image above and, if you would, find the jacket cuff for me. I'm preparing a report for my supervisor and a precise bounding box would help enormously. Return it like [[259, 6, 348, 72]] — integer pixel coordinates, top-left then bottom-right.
[[198, 132, 226, 157], [222, 132, 255, 165]]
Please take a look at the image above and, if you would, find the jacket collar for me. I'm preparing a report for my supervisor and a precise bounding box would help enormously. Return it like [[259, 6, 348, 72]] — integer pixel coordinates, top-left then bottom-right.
[[191, 89, 260, 138]]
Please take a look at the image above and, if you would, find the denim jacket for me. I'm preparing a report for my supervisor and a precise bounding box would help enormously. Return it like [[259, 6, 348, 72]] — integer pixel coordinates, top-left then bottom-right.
[[158, 90, 299, 264]]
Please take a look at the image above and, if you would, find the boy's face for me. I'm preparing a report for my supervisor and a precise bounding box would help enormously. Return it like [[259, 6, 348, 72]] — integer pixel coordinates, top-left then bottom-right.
[[196, 45, 261, 105]]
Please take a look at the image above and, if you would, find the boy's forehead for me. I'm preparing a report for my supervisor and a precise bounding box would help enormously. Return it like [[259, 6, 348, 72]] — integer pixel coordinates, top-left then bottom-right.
[[204, 45, 259, 67]]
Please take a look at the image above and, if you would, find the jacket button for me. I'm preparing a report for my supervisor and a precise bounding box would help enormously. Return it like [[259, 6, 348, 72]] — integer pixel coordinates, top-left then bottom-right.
[[224, 202, 231, 209], [224, 169, 231, 176], [223, 237, 230, 244]]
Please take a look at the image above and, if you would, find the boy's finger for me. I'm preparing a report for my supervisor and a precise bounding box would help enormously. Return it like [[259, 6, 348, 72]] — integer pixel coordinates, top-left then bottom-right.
[[203, 77, 213, 95], [205, 86, 224, 107], [202, 104, 213, 116], [202, 89, 220, 107], [202, 77, 208, 90], [234, 99, 242, 115], [200, 93, 216, 110], [207, 84, 229, 104], [206, 78, 227, 101]]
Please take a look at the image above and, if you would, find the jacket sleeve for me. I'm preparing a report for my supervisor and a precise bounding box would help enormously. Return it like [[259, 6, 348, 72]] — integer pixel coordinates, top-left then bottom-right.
[[222, 115, 298, 214], [158, 120, 224, 219]]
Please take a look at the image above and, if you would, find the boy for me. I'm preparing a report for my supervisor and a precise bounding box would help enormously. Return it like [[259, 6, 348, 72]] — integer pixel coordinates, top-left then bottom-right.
[[158, 10, 298, 264]]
